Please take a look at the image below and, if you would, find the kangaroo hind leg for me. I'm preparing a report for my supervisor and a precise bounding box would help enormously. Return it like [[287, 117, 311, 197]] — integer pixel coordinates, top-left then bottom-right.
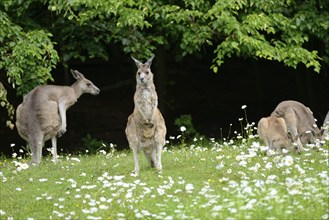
[[29, 132, 44, 165], [51, 137, 58, 162]]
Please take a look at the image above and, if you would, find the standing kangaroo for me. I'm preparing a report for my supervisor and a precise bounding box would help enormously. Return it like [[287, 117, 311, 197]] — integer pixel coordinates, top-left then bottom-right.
[[16, 70, 100, 164], [125, 55, 166, 176], [271, 100, 323, 152], [257, 116, 296, 155]]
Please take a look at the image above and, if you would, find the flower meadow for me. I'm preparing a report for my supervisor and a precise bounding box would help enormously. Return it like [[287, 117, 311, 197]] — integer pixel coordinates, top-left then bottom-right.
[[0, 131, 328, 219]]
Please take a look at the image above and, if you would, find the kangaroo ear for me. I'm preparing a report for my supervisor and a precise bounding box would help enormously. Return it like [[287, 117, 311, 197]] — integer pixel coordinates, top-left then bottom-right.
[[145, 54, 155, 67], [71, 69, 85, 80], [131, 56, 143, 68]]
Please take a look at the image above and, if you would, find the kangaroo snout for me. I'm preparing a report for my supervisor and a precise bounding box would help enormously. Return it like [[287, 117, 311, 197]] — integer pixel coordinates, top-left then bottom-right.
[[93, 87, 100, 95], [139, 73, 145, 82]]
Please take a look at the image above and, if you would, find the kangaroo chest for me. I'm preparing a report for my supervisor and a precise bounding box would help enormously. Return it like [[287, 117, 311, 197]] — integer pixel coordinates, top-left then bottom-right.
[[135, 88, 157, 119]]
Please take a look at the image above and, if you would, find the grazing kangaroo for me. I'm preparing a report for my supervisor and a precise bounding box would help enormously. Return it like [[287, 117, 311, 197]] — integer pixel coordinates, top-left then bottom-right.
[[16, 69, 100, 164], [257, 116, 296, 155], [322, 111, 329, 141], [125, 55, 166, 176], [271, 100, 323, 152]]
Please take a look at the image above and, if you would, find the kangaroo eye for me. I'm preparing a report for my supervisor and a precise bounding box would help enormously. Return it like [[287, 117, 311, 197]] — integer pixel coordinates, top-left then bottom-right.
[[145, 71, 149, 75], [137, 72, 141, 75], [86, 83, 91, 86]]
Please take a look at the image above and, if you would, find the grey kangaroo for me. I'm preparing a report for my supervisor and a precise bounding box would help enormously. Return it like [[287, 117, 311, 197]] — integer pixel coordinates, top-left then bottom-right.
[[16, 70, 100, 164], [271, 100, 323, 152], [125, 55, 167, 176], [258, 116, 296, 155], [322, 111, 329, 141]]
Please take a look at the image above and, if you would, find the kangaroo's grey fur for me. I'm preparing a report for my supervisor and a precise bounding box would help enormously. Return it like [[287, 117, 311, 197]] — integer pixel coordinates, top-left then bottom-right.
[[125, 55, 166, 176], [322, 111, 329, 141], [257, 116, 295, 155], [271, 100, 322, 152], [16, 70, 100, 164]]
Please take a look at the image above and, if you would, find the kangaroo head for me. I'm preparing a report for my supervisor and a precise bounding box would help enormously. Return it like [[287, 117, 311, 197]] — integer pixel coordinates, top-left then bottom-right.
[[309, 127, 325, 145], [298, 126, 323, 145], [71, 69, 100, 95], [132, 55, 155, 84]]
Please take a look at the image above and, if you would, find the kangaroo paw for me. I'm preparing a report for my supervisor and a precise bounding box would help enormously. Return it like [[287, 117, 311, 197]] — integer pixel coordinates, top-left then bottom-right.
[[57, 128, 66, 137], [144, 121, 154, 128]]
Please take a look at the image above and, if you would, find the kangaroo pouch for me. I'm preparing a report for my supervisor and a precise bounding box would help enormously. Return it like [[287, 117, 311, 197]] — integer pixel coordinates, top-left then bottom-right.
[[143, 127, 155, 138]]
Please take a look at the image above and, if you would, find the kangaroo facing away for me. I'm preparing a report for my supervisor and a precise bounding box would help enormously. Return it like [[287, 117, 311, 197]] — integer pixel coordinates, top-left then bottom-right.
[[16, 70, 100, 164], [271, 100, 323, 152], [258, 116, 295, 155], [125, 55, 167, 176]]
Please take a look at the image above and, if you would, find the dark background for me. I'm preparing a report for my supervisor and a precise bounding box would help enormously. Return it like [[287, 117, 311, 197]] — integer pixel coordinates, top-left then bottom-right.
[[1, 48, 328, 155]]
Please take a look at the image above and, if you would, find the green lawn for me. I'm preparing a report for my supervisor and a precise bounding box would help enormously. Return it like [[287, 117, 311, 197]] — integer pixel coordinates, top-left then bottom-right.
[[0, 137, 328, 219]]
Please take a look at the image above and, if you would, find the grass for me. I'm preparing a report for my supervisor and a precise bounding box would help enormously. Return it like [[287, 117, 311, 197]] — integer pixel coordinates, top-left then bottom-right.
[[0, 135, 328, 220]]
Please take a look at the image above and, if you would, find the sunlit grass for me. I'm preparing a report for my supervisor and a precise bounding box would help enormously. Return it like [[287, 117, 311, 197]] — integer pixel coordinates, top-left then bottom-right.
[[1, 136, 328, 220]]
